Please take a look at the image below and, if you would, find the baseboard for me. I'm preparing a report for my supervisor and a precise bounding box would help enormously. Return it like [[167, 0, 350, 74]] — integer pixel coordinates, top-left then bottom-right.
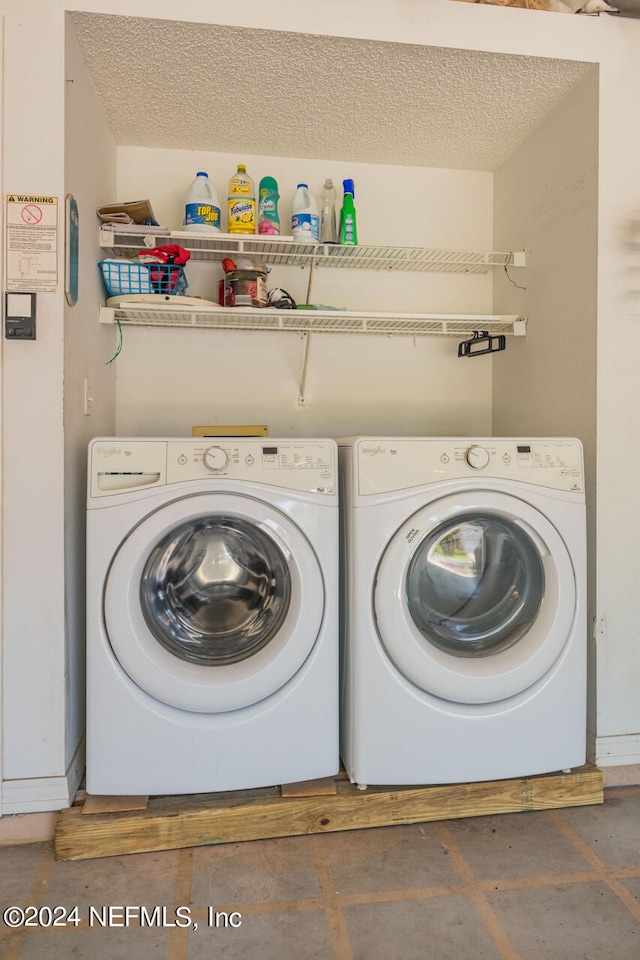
[[592, 732, 640, 767], [1, 737, 85, 815], [2, 776, 74, 815]]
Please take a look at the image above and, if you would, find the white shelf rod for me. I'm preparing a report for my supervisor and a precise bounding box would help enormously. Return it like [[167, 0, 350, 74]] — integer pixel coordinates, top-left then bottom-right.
[[298, 334, 312, 407]]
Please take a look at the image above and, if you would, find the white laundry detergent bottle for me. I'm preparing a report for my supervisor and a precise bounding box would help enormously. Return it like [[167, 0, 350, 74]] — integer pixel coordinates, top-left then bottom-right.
[[184, 171, 221, 233], [291, 184, 319, 243]]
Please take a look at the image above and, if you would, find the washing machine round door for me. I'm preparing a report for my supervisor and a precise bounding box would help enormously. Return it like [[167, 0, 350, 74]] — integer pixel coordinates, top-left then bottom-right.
[[374, 490, 576, 703], [104, 492, 324, 713]]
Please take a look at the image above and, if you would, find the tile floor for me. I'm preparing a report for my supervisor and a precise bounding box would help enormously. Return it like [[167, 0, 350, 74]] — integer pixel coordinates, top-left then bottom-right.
[[2, 785, 640, 959]]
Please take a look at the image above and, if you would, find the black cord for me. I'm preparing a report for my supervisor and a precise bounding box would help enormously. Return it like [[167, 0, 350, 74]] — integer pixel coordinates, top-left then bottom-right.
[[504, 265, 526, 290]]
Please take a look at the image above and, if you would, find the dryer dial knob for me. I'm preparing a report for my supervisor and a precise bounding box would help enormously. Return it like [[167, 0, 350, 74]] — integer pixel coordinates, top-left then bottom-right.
[[203, 446, 229, 472], [465, 445, 490, 470]]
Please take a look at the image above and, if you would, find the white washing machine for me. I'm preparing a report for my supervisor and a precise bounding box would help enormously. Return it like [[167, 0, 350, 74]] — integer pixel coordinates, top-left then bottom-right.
[[86, 437, 339, 795], [338, 437, 586, 787]]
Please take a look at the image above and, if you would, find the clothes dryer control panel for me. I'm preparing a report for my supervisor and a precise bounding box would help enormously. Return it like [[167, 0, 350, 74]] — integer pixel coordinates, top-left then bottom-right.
[[353, 437, 584, 495]]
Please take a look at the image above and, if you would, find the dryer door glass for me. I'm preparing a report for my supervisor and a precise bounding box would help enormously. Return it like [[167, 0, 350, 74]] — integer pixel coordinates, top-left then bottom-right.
[[406, 512, 545, 657], [140, 516, 292, 665]]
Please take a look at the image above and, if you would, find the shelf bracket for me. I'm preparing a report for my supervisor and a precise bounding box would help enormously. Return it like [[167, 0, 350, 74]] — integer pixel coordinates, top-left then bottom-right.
[[298, 333, 312, 407], [513, 319, 527, 337]]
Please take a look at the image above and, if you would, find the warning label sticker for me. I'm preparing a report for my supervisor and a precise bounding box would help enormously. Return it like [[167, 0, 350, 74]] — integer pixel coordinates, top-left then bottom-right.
[[6, 194, 58, 292]]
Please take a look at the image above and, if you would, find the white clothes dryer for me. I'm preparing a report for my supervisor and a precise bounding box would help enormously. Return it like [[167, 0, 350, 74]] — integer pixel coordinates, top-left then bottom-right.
[[338, 437, 586, 787], [86, 437, 339, 795]]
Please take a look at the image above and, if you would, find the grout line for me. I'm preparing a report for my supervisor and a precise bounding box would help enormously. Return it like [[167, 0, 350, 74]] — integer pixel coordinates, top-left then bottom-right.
[[479, 870, 601, 892], [548, 807, 624, 870], [549, 809, 640, 923], [604, 878, 640, 925], [190, 898, 325, 918], [1, 842, 57, 960], [433, 822, 522, 960], [205, 884, 465, 915], [311, 834, 355, 960], [167, 847, 194, 960], [336, 883, 466, 906]]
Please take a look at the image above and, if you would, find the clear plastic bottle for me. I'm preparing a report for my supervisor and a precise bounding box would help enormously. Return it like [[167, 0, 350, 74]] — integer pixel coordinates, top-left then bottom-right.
[[319, 178, 338, 244], [291, 184, 320, 243], [184, 171, 221, 233], [340, 178, 358, 246], [228, 163, 256, 234]]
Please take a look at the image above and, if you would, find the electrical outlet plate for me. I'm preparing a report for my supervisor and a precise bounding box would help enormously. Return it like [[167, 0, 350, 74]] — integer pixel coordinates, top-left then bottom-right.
[[83, 378, 93, 416]]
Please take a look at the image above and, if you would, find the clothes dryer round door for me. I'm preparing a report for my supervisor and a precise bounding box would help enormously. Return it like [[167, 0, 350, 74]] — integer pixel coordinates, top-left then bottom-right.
[[373, 490, 576, 704], [103, 492, 324, 713]]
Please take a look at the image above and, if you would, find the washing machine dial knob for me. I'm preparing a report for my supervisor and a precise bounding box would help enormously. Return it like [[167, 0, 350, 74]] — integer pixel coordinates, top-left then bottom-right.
[[465, 445, 490, 470], [203, 446, 229, 472]]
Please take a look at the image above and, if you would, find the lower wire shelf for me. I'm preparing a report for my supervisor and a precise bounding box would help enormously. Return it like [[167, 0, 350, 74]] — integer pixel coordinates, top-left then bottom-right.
[[99, 302, 526, 338]]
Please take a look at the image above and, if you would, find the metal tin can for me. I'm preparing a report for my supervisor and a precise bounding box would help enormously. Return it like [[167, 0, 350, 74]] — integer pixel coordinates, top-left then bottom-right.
[[221, 269, 267, 308]]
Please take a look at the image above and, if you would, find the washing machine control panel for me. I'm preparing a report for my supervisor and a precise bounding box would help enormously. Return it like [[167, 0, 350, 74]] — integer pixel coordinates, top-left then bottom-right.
[[89, 439, 337, 498], [167, 439, 336, 494], [353, 438, 584, 495]]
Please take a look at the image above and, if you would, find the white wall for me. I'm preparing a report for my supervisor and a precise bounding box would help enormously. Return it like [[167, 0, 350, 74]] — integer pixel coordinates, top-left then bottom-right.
[[115, 148, 494, 438], [491, 69, 599, 741], [593, 51, 640, 763], [0, 12, 4, 815], [63, 20, 117, 776], [0, 4, 118, 813], [1, 4, 69, 813]]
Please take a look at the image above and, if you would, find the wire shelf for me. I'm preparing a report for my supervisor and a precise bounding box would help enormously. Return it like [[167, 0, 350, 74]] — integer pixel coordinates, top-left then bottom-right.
[[100, 303, 525, 338], [99, 229, 525, 275]]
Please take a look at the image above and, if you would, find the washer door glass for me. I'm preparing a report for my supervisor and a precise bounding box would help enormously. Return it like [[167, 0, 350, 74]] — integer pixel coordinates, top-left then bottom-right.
[[406, 513, 545, 658], [140, 516, 291, 666], [104, 491, 325, 713]]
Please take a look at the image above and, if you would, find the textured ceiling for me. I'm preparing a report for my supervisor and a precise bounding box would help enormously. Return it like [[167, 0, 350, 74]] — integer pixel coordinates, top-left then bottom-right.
[[68, 13, 594, 172]]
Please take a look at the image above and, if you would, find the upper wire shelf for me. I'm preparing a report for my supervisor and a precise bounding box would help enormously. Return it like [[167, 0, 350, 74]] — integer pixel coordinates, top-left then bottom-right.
[[99, 228, 526, 275]]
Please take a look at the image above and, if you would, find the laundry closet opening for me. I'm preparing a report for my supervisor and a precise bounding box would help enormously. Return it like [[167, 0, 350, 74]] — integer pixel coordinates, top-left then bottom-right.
[[61, 9, 598, 795]]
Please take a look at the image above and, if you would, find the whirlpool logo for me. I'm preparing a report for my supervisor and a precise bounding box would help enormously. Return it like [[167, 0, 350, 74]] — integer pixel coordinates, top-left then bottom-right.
[[361, 445, 397, 456], [96, 446, 131, 457]]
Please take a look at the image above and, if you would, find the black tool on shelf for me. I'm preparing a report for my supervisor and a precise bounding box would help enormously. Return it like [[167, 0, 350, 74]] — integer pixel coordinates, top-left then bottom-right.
[[458, 330, 506, 358]]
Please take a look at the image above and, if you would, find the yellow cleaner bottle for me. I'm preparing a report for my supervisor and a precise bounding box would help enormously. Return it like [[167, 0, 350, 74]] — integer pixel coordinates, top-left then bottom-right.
[[228, 163, 256, 234], [184, 171, 221, 233], [340, 178, 358, 246]]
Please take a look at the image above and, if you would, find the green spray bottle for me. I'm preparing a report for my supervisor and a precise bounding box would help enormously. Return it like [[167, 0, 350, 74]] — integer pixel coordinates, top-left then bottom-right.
[[258, 176, 280, 236], [340, 178, 358, 246]]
